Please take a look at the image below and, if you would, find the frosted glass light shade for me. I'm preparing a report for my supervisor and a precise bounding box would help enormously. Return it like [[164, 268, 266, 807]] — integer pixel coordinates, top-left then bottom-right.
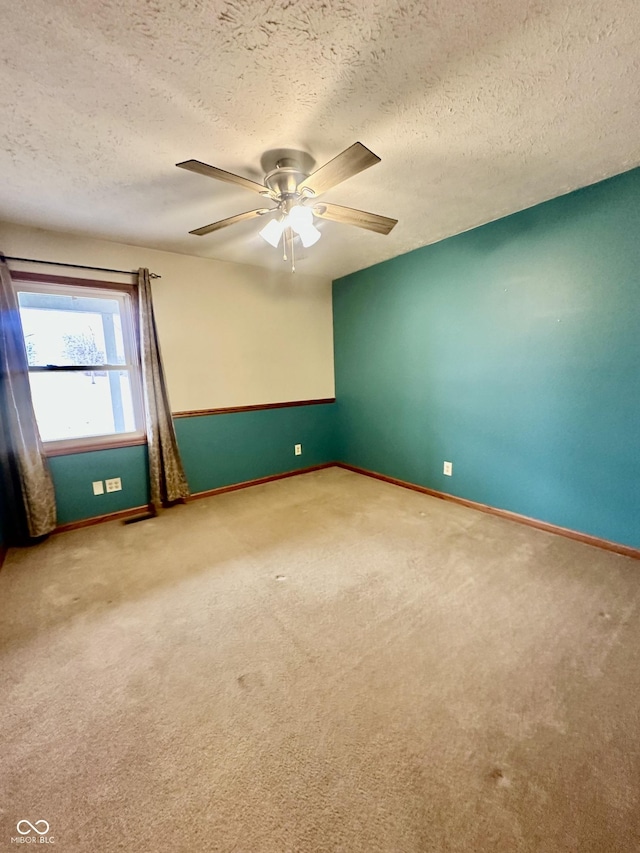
[[288, 204, 321, 247], [259, 217, 286, 248], [298, 225, 321, 247], [288, 205, 313, 230]]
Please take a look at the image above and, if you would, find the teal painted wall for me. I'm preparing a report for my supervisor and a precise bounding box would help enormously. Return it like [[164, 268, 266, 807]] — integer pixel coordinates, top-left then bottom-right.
[[0, 458, 6, 552], [48, 445, 150, 526], [0, 486, 6, 554], [333, 168, 640, 549], [46, 402, 337, 525], [0, 411, 17, 549], [0, 392, 9, 551], [175, 402, 337, 494]]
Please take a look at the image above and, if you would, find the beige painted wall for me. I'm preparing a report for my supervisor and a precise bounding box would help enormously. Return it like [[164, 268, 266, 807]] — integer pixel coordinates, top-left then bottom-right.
[[0, 222, 335, 410]]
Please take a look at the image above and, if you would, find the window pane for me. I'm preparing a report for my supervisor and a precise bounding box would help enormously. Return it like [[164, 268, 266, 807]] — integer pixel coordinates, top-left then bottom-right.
[[29, 370, 137, 442], [18, 291, 126, 367]]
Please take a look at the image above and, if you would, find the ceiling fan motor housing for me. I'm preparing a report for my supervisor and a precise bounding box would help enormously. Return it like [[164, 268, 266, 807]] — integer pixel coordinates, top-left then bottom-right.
[[264, 159, 309, 200]]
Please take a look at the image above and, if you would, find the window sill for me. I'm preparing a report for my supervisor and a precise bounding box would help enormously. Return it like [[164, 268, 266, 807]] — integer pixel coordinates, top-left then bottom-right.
[[43, 434, 148, 457]]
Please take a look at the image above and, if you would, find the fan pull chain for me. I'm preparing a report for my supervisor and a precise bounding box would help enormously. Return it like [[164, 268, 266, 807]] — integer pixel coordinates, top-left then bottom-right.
[[291, 229, 295, 273], [283, 228, 287, 261]]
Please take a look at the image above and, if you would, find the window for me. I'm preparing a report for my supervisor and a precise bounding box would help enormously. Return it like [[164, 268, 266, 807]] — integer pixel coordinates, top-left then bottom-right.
[[15, 275, 145, 454]]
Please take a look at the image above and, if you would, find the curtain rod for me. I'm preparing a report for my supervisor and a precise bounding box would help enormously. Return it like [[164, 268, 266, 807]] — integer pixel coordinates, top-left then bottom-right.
[[2, 255, 161, 279]]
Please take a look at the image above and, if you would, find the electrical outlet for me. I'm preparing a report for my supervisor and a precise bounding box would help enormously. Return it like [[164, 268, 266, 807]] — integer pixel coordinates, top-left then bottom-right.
[[443, 461, 453, 476], [294, 444, 302, 456], [105, 477, 122, 492], [92, 480, 104, 496]]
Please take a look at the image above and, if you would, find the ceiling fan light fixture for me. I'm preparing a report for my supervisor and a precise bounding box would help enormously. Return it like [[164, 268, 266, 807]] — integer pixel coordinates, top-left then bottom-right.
[[287, 204, 312, 229], [259, 216, 286, 248], [286, 204, 321, 247], [298, 224, 321, 247]]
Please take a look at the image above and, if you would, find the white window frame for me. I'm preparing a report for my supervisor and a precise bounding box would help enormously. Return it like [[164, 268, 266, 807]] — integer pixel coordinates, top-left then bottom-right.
[[13, 273, 146, 456]]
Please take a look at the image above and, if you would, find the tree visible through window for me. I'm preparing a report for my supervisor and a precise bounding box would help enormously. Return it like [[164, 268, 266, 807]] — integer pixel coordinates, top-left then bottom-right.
[[16, 278, 145, 451]]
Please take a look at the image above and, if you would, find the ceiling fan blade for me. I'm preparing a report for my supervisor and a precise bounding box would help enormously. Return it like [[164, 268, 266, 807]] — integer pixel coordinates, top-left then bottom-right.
[[189, 209, 270, 236], [312, 202, 397, 235], [177, 159, 268, 195], [298, 143, 380, 197]]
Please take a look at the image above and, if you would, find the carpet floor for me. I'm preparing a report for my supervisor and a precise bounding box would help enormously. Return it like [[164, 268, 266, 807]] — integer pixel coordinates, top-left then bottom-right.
[[1, 467, 639, 851]]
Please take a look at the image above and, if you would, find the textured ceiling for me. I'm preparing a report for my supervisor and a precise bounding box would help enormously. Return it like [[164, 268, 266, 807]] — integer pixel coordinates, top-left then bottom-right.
[[1, 0, 639, 279]]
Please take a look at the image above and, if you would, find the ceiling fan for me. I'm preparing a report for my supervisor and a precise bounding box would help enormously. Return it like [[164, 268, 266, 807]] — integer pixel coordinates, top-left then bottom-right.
[[176, 142, 397, 271]]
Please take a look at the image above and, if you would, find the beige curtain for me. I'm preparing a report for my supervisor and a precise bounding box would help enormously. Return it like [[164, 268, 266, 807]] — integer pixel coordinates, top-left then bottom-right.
[[0, 256, 56, 540], [137, 268, 190, 511]]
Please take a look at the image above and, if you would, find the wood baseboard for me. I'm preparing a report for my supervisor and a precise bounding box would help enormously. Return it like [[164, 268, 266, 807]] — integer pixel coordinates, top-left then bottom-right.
[[55, 505, 152, 534], [52, 464, 336, 533], [335, 463, 640, 560], [189, 463, 335, 501], [49, 462, 637, 561]]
